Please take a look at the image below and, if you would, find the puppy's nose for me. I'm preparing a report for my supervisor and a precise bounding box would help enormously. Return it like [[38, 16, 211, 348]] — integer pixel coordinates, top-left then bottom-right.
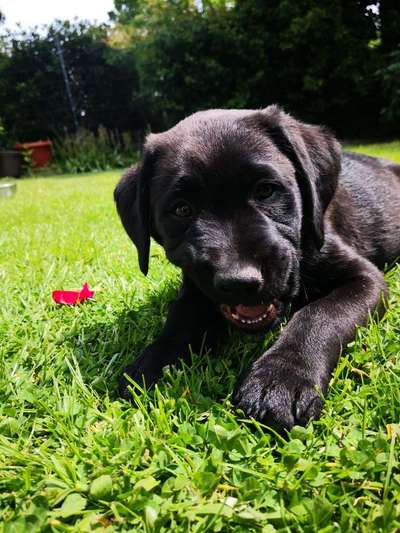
[[214, 267, 263, 299]]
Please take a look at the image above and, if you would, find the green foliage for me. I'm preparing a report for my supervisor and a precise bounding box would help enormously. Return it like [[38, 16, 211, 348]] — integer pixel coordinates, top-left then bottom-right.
[[110, 0, 391, 137], [380, 0, 400, 55], [381, 47, 400, 131], [0, 21, 144, 143], [1, 2, 400, 146], [53, 127, 138, 174], [110, 0, 247, 131], [0, 141, 400, 529], [0, 117, 5, 147]]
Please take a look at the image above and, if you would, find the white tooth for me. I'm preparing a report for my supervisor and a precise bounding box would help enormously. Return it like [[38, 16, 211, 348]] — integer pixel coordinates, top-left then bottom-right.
[[267, 304, 274, 311], [232, 313, 239, 320]]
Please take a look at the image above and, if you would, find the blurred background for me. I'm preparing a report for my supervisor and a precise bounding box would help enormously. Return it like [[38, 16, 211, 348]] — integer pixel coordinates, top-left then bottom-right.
[[0, 0, 399, 176]]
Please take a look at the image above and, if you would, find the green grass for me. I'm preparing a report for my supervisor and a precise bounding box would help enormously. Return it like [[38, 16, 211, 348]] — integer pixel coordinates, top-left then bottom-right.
[[346, 140, 400, 163], [0, 143, 399, 532]]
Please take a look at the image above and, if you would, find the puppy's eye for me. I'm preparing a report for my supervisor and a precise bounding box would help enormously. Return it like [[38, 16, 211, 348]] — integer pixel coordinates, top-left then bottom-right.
[[253, 183, 274, 201], [174, 202, 193, 218]]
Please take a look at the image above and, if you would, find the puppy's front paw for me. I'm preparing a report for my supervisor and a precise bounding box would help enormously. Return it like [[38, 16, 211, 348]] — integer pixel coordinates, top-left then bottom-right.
[[118, 350, 164, 402], [233, 356, 323, 432]]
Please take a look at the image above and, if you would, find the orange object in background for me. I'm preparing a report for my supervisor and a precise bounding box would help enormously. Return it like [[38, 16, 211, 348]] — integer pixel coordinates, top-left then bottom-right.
[[13, 140, 52, 168]]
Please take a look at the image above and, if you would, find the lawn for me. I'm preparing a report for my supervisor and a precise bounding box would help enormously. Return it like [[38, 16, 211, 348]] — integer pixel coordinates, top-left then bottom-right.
[[0, 143, 399, 532], [347, 141, 400, 163]]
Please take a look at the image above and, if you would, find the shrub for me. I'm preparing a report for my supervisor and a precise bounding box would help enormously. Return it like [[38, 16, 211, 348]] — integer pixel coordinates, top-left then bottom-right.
[[381, 47, 400, 133], [53, 126, 138, 174], [0, 118, 6, 148]]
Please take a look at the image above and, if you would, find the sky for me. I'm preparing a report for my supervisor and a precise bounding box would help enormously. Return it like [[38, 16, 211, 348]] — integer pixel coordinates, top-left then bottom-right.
[[0, 0, 115, 31]]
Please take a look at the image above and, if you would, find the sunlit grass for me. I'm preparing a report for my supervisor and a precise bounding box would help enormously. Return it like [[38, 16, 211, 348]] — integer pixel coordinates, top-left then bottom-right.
[[346, 140, 400, 163]]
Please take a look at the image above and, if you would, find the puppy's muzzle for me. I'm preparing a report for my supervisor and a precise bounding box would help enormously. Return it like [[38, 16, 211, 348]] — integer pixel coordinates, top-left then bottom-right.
[[212, 265, 281, 331], [213, 266, 263, 302]]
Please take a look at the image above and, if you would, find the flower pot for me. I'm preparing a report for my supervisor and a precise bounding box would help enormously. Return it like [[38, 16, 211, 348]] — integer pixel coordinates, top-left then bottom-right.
[[13, 140, 52, 168], [0, 150, 23, 178]]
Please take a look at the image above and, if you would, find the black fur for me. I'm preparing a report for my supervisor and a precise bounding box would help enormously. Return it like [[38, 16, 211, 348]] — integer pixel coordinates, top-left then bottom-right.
[[114, 105, 400, 431]]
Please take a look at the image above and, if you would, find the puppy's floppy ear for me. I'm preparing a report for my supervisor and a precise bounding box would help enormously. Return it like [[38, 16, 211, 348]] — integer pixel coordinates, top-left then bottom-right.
[[114, 149, 157, 275], [258, 105, 342, 249]]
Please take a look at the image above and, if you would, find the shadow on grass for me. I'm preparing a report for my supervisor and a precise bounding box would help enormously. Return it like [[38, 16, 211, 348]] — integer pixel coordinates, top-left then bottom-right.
[[64, 277, 278, 410]]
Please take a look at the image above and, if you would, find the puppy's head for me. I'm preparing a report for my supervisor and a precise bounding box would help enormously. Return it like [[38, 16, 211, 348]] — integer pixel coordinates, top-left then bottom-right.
[[115, 105, 341, 331]]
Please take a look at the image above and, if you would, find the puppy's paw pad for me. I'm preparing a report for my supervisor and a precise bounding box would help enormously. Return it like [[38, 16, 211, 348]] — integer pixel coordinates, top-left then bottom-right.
[[233, 361, 323, 431]]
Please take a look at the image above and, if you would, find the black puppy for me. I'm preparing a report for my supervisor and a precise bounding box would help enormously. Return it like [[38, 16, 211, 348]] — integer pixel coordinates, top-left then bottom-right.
[[114, 105, 400, 431]]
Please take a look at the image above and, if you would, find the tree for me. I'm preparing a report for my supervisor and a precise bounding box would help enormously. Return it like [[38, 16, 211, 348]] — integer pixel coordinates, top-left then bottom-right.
[[234, 1, 382, 135], [0, 21, 144, 142], [380, 47, 400, 131], [110, 0, 243, 130], [379, 0, 400, 55], [1, 1, 398, 142], [110, 0, 383, 137]]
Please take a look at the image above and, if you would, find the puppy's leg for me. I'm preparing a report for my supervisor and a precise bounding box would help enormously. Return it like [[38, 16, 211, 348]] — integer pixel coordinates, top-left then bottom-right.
[[234, 241, 387, 431], [119, 278, 223, 400]]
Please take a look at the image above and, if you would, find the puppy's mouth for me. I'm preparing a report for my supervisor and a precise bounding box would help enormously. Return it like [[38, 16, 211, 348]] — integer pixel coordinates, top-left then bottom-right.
[[220, 300, 279, 331]]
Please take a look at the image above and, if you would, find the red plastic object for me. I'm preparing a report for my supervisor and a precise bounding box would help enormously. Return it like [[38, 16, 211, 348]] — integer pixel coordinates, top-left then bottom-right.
[[52, 283, 95, 305], [13, 140, 52, 168]]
